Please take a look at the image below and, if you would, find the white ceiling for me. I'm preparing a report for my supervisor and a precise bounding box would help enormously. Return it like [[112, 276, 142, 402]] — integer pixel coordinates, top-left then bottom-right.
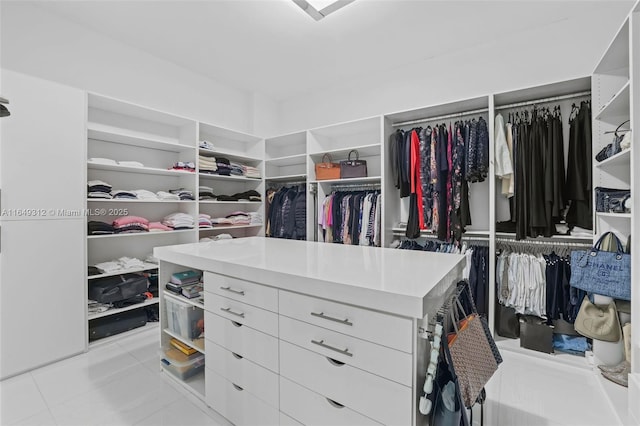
[[30, 0, 634, 101]]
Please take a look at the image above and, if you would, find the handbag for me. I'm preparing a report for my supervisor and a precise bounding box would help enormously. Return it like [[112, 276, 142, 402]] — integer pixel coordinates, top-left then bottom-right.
[[595, 187, 630, 213], [446, 285, 498, 408], [315, 153, 341, 180], [569, 232, 631, 300], [595, 120, 629, 162], [339, 149, 367, 179], [574, 296, 621, 342]]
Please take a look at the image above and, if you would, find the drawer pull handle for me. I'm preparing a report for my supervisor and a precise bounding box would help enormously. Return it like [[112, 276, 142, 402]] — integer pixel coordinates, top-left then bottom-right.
[[311, 311, 353, 326], [326, 398, 345, 409], [311, 339, 353, 357], [326, 357, 345, 367], [232, 352, 243, 360], [220, 307, 245, 318], [232, 383, 244, 392], [220, 286, 245, 296], [231, 320, 243, 327]]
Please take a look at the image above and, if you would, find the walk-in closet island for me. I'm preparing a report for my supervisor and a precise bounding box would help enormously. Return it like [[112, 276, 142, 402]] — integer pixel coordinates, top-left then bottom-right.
[[154, 237, 466, 426]]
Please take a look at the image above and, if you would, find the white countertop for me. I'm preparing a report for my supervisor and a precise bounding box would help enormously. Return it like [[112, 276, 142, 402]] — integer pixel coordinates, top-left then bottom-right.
[[154, 237, 465, 318]]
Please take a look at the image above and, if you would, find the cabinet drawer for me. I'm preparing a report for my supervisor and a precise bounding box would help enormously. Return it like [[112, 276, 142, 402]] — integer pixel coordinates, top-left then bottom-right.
[[279, 316, 412, 386], [206, 342, 279, 408], [205, 292, 278, 337], [205, 369, 279, 426], [280, 341, 411, 426], [205, 311, 278, 373], [205, 272, 277, 312], [279, 291, 412, 353], [280, 412, 303, 426], [280, 377, 382, 426]]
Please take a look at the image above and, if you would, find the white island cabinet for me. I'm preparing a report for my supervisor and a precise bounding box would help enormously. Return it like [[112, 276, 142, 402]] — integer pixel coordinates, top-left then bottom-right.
[[154, 237, 465, 426]]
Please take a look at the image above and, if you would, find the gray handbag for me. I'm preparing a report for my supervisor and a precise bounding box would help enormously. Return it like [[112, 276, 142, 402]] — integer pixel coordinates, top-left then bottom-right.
[[340, 149, 367, 179]]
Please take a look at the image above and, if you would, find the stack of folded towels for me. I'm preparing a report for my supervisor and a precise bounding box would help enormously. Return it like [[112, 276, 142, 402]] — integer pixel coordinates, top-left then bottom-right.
[[243, 165, 261, 179], [199, 155, 218, 174], [113, 216, 149, 234], [162, 212, 195, 229], [199, 214, 213, 229]]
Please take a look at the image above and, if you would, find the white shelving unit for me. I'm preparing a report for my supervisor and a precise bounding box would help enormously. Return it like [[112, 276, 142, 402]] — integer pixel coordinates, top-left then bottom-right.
[[86, 93, 199, 345], [197, 122, 265, 240]]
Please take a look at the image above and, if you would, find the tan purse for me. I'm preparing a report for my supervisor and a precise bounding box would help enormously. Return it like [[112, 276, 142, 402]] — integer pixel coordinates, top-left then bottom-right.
[[574, 296, 621, 342], [315, 153, 340, 180]]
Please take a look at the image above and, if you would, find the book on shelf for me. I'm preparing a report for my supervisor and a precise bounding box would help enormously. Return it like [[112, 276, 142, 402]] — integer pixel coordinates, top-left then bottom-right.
[[169, 270, 202, 285], [181, 283, 203, 299], [170, 338, 198, 356]]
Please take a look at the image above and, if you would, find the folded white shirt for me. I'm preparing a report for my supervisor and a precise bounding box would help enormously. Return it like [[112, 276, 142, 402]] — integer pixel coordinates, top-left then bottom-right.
[[88, 158, 118, 165], [132, 189, 159, 200], [157, 191, 181, 200]]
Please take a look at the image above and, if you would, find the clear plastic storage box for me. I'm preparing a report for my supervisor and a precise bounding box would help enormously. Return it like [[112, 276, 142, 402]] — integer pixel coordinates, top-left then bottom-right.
[[165, 296, 204, 340], [160, 346, 205, 380]]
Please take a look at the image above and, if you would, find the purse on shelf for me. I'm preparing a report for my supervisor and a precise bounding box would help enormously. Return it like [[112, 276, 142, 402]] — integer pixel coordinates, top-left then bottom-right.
[[339, 149, 368, 179], [315, 153, 341, 180], [595, 120, 629, 162], [595, 187, 630, 213], [569, 232, 631, 301], [574, 296, 621, 342]]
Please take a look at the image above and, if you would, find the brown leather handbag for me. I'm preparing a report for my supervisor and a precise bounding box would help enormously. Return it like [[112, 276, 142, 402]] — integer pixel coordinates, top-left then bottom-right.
[[315, 153, 340, 180]]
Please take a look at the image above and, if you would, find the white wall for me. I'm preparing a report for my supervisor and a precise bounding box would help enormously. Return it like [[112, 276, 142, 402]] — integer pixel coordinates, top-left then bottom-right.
[[250, 92, 281, 138], [0, 1, 254, 133], [277, 3, 633, 133]]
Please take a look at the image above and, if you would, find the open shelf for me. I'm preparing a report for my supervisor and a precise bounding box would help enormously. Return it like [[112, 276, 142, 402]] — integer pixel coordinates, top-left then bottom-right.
[[265, 153, 307, 167], [89, 321, 159, 348], [494, 232, 594, 242], [595, 148, 631, 169], [88, 262, 158, 280], [596, 212, 631, 219], [594, 81, 630, 125], [310, 176, 381, 185], [161, 364, 206, 398], [87, 122, 193, 152], [594, 20, 630, 76], [164, 290, 205, 310], [162, 328, 206, 356], [87, 229, 194, 239], [198, 173, 262, 182], [309, 143, 380, 159], [88, 161, 195, 177], [88, 297, 159, 321], [198, 147, 262, 164], [265, 174, 307, 182]]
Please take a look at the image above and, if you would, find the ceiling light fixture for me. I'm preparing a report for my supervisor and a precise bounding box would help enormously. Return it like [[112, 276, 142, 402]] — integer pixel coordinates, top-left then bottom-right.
[[292, 0, 356, 21]]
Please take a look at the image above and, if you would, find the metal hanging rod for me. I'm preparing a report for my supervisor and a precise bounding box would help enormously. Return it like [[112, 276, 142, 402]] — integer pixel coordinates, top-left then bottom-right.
[[331, 182, 381, 191], [495, 237, 592, 247], [494, 90, 591, 111], [392, 107, 489, 128], [268, 180, 307, 187]]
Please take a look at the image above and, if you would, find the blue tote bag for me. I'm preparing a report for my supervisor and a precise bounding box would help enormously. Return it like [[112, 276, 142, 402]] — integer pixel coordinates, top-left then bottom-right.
[[570, 232, 631, 300]]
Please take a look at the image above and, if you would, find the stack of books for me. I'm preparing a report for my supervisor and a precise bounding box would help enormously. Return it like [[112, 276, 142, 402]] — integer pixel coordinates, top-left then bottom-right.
[[166, 270, 202, 299]]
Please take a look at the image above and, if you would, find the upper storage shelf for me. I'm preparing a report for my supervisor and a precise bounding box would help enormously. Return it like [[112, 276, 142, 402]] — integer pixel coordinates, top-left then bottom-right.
[[594, 81, 630, 124], [199, 122, 264, 162], [594, 19, 630, 77], [87, 122, 194, 153], [385, 95, 489, 127], [307, 116, 381, 154]]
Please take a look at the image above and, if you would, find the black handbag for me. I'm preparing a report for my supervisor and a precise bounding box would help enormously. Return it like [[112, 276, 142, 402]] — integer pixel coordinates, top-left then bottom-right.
[[595, 120, 629, 162], [339, 150, 367, 179], [89, 273, 149, 304]]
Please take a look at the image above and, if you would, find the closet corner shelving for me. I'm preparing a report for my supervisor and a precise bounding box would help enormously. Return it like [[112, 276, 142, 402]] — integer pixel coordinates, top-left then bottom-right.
[[197, 122, 265, 240], [86, 93, 199, 345], [592, 3, 638, 422]]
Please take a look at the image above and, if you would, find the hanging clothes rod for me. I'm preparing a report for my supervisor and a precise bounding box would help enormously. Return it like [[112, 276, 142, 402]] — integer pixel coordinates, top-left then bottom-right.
[[268, 180, 307, 187], [331, 182, 381, 191], [391, 107, 489, 128], [495, 237, 592, 247], [494, 90, 591, 111]]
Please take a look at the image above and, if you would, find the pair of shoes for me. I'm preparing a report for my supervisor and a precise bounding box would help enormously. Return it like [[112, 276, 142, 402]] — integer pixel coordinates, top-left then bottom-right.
[[598, 360, 630, 374], [601, 362, 630, 387]]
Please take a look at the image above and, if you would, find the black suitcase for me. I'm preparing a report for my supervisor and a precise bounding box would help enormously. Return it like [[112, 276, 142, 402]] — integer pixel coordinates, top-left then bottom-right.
[[89, 309, 147, 341], [89, 273, 149, 303]]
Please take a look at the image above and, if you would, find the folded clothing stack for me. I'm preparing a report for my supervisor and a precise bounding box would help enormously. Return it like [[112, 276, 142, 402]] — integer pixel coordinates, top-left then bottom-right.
[[171, 161, 195, 172], [570, 226, 593, 238], [88, 158, 144, 168], [199, 186, 216, 200], [112, 190, 137, 200], [229, 162, 244, 176], [248, 212, 263, 225], [198, 213, 213, 229], [163, 212, 195, 229], [169, 188, 195, 201], [216, 190, 262, 202], [225, 211, 251, 225], [88, 220, 115, 235], [199, 140, 215, 151], [131, 189, 158, 200], [215, 157, 232, 176], [199, 155, 218, 173], [88, 180, 112, 199], [93, 256, 151, 273], [149, 221, 173, 232], [243, 165, 261, 179], [157, 191, 181, 201], [113, 215, 149, 233]]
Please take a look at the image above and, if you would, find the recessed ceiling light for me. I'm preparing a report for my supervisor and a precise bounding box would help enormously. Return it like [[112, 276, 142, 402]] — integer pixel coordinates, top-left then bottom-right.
[[292, 0, 356, 21]]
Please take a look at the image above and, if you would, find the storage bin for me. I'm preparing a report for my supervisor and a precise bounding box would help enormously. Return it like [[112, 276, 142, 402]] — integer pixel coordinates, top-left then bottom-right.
[[160, 346, 205, 380], [165, 297, 204, 340]]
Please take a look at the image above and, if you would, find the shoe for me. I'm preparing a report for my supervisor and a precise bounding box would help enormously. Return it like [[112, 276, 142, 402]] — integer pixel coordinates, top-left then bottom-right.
[[601, 362, 630, 387], [598, 360, 629, 374]]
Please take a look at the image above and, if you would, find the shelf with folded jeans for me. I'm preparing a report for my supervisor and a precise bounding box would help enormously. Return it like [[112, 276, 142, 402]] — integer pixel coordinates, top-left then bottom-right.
[[595, 187, 631, 215]]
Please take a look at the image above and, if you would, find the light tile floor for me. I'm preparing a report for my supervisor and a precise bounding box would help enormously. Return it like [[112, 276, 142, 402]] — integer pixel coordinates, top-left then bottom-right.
[[0, 327, 629, 426]]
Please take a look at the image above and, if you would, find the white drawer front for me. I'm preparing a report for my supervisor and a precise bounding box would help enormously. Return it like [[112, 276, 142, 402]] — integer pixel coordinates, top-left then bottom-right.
[[205, 292, 278, 337], [205, 271, 278, 312], [205, 369, 279, 426], [280, 377, 383, 426], [280, 341, 411, 426], [280, 411, 303, 426], [279, 315, 412, 386], [279, 291, 412, 353], [205, 342, 279, 408], [205, 311, 278, 373]]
